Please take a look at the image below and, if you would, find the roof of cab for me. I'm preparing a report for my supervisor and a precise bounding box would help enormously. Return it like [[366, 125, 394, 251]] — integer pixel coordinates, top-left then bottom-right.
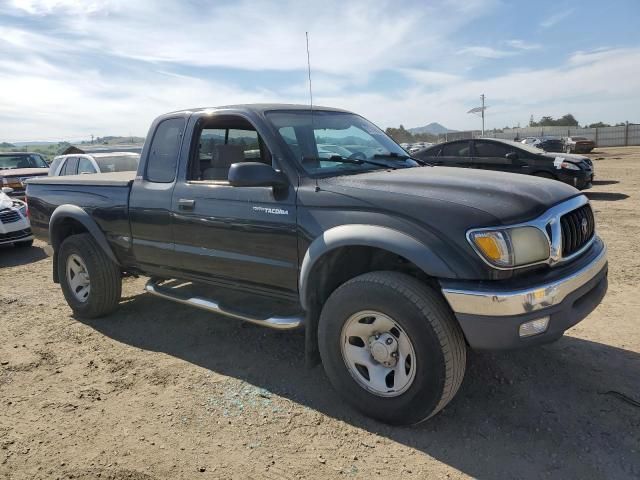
[[164, 103, 351, 116]]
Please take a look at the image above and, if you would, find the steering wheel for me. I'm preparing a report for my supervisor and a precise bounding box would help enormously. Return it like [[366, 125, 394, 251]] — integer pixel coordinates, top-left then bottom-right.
[[348, 152, 366, 160]]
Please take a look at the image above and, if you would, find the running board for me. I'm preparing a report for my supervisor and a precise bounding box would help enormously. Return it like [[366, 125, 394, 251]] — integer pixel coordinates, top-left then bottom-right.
[[144, 279, 303, 330]]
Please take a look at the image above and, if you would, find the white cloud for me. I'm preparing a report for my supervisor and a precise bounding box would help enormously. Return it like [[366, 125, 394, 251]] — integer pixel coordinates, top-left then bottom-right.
[[506, 39, 541, 50], [9, 0, 109, 15], [399, 69, 462, 86], [457, 46, 514, 59], [540, 9, 574, 28], [0, 1, 638, 140], [5, 0, 492, 76], [317, 47, 640, 131]]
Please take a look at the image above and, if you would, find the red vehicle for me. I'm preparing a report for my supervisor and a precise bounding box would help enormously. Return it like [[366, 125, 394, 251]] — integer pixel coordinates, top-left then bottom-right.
[[0, 153, 49, 199]]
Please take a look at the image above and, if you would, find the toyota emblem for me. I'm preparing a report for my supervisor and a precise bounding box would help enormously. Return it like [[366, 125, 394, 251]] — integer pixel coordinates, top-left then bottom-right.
[[581, 217, 588, 235]]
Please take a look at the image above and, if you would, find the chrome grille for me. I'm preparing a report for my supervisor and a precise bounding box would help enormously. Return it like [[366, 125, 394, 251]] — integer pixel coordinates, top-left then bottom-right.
[[560, 204, 594, 257], [0, 209, 21, 224]]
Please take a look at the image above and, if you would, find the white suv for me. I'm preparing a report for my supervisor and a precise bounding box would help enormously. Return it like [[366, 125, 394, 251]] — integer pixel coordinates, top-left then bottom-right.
[[49, 152, 140, 176], [0, 187, 33, 248]]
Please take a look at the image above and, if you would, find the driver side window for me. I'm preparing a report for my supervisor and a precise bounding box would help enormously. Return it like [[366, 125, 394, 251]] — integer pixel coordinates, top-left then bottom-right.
[[474, 141, 510, 157], [441, 141, 470, 157], [190, 120, 272, 182]]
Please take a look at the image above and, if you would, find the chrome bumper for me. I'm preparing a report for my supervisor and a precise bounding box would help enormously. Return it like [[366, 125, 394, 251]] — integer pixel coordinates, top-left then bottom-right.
[[442, 243, 608, 317]]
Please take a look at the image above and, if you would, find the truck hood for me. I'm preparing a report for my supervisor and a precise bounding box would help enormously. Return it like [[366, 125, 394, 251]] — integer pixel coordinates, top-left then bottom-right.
[[321, 166, 580, 225], [0, 168, 49, 177]]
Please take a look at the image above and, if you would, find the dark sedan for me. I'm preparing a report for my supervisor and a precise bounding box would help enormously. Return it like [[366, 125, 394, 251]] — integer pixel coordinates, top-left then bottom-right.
[[414, 138, 593, 190]]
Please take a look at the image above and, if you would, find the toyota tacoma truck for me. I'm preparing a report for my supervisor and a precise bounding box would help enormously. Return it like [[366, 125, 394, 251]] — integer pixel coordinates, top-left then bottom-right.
[[26, 104, 608, 425]]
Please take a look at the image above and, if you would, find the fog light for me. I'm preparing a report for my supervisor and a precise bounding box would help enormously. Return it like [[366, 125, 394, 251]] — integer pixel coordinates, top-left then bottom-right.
[[519, 316, 550, 338]]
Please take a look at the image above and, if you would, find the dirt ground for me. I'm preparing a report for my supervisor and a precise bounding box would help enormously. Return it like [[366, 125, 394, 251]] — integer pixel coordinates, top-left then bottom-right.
[[1, 147, 639, 479]]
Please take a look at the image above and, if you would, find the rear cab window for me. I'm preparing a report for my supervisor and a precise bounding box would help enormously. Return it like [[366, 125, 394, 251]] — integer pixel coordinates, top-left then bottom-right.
[[146, 118, 186, 183]]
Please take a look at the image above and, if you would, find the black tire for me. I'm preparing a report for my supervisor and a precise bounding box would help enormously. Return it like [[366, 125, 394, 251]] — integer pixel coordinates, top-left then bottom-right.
[[14, 239, 33, 248], [318, 271, 466, 425], [57, 233, 121, 319], [534, 171, 556, 180]]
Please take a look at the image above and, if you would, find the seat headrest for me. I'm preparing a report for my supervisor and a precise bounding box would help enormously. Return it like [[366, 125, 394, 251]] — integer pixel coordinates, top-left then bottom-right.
[[213, 144, 244, 168]]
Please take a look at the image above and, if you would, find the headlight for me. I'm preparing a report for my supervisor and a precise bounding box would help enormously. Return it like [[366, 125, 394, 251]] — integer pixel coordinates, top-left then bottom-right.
[[560, 161, 580, 170], [468, 226, 550, 268]]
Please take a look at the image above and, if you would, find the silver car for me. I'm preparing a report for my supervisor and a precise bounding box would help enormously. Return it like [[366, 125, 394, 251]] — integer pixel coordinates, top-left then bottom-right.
[[49, 152, 140, 176]]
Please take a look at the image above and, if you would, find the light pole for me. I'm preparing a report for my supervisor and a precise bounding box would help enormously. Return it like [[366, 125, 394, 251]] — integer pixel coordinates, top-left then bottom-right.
[[467, 94, 488, 136]]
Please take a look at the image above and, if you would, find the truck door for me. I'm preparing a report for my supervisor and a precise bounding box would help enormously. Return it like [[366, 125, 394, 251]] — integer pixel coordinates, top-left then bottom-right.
[[129, 116, 186, 273], [170, 114, 298, 297]]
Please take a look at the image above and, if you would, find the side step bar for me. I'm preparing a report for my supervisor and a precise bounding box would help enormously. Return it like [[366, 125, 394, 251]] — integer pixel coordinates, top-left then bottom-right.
[[144, 279, 303, 330]]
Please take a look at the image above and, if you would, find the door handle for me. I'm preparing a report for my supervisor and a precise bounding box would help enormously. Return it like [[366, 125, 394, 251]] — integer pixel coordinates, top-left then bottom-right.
[[178, 198, 195, 210]]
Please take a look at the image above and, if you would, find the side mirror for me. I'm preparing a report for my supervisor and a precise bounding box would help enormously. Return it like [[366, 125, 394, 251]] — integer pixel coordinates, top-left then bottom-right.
[[1, 187, 14, 194], [506, 152, 518, 161], [228, 162, 288, 188]]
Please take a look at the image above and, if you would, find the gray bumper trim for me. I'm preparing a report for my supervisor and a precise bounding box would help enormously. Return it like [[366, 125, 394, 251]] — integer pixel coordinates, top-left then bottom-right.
[[442, 244, 607, 316]]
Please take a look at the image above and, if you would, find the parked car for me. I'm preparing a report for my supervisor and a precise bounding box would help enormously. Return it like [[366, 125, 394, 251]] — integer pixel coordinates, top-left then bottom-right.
[[27, 104, 607, 425], [49, 152, 140, 176], [408, 142, 433, 153], [519, 136, 564, 153], [565, 136, 595, 154], [414, 138, 594, 189], [0, 153, 49, 199], [0, 187, 33, 248]]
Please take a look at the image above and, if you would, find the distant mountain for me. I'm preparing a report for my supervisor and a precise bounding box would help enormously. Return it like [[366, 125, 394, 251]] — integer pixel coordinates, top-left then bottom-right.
[[408, 123, 455, 135]]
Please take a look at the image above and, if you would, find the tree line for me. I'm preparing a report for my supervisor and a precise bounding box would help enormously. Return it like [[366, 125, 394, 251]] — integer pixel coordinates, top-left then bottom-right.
[[383, 125, 438, 144]]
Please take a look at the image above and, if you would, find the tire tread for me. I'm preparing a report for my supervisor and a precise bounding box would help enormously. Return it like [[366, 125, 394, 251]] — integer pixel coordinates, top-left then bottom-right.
[[338, 271, 466, 422]]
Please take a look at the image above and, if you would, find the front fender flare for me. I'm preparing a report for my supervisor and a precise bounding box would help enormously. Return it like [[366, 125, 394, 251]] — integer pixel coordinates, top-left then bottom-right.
[[50, 204, 119, 265], [298, 224, 455, 311]]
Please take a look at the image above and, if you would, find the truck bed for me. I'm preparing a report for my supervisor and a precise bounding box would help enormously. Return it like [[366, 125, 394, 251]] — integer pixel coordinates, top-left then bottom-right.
[[27, 171, 136, 187], [26, 172, 134, 264]]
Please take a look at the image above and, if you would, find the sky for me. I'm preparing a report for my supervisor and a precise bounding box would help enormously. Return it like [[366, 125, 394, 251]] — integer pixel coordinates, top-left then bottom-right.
[[0, 0, 639, 141]]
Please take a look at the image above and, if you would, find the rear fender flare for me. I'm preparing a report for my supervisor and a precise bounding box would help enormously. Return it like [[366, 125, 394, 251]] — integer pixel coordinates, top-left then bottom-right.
[[50, 204, 119, 265]]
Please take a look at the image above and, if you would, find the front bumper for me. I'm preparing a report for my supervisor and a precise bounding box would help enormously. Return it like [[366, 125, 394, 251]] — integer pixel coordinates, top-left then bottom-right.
[[0, 228, 33, 245], [441, 240, 608, 350], [557, 170, 593, 190]]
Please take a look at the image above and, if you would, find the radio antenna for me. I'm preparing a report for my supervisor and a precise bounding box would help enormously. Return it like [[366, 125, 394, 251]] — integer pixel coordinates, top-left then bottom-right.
[[305, 32, 314, 123]]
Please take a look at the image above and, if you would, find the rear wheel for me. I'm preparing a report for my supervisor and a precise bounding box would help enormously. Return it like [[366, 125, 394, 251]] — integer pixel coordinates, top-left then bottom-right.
[[58, 233, 121, 319], [318, 271, 467, 425]]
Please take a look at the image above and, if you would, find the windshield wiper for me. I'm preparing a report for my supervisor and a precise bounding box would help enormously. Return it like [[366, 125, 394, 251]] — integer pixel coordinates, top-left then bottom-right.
[[373, 152, 430, 166], [303, 155, 397, 170]]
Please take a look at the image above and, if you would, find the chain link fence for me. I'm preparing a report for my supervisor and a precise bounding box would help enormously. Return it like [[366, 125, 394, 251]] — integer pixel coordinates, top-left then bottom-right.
[[438, 123, 640, 147]]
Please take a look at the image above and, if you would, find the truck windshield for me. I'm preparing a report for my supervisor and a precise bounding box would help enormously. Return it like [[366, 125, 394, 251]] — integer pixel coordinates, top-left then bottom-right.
[[0, 154, 48, 169], [266, 110, 416, 176]]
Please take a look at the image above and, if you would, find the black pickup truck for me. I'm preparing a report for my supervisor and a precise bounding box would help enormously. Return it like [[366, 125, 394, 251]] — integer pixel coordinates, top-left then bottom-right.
[[27, 104, 608, 425]]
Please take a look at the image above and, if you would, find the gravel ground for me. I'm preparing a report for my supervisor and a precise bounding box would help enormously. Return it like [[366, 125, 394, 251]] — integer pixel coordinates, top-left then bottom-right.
[[1, 147, 639, 479]]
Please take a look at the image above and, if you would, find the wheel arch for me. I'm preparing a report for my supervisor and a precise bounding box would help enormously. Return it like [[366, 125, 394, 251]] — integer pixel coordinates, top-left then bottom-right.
[[299, 225, 456, 366], [299, 225, 454, 312], [50, 204, 119, 282]]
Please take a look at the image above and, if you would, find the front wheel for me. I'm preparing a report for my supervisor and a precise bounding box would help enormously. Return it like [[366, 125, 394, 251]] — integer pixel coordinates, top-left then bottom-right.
[[58, 233, 122, 319], [318, 271, 467, 425]]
